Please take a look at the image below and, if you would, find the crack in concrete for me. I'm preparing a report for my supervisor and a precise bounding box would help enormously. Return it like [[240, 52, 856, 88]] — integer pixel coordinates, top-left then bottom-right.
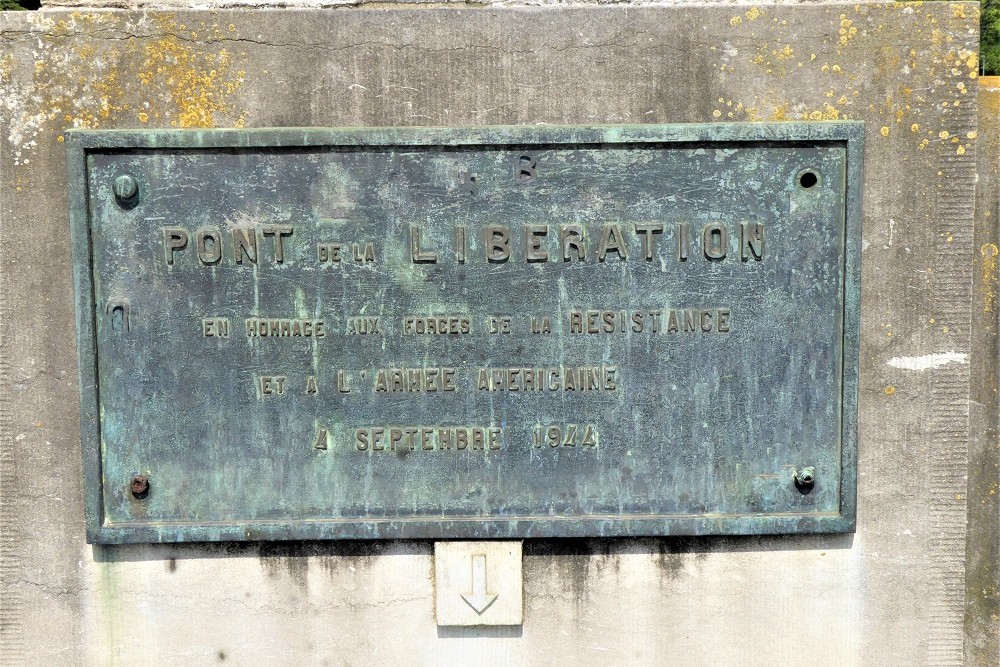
[[1, 25, 693, 57]]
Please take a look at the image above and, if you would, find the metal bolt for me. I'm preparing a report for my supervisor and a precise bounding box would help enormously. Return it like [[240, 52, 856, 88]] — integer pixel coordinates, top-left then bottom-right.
[[113, 174, 139, 207], [130, 474, 150, 499], [794, 466, 816, 489]]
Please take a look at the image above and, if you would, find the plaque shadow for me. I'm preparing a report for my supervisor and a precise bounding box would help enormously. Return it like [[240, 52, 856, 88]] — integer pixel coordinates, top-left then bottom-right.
[[91, 535, 852, 638], [90, 533, 854, 565], [436, 625, 524, 639]]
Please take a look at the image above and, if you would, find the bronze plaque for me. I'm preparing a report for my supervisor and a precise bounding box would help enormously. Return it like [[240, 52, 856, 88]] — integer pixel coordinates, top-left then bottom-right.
[[68, 124, 862, 543]]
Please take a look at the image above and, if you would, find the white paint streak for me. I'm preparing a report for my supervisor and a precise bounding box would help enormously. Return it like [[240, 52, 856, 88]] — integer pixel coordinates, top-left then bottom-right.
[[886, 352, 969, 371]]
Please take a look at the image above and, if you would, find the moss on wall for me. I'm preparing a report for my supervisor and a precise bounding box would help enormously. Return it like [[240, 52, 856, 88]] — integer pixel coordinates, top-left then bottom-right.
[[1, 0, 40, 9], [984, 0, 1000, 74]]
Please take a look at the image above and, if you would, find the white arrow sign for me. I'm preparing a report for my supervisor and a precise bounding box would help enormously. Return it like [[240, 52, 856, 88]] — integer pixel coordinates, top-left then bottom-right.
[[461, 554, 498, 614]]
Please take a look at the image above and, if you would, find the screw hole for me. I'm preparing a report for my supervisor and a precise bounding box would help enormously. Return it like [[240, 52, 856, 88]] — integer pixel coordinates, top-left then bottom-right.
[[798, 170, 819, 189], [130, 475, 150, 500], [794, 466, 816, 494], [110, 305, 125, 332]]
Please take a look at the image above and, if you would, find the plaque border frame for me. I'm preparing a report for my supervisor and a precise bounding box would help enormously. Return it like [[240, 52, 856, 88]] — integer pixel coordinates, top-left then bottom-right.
[[67, 123, 863, 544]]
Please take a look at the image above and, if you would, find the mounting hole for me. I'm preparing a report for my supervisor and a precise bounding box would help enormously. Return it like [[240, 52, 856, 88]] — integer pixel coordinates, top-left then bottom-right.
[[130, 475, 150, 500], [798, 169, 820, 189]]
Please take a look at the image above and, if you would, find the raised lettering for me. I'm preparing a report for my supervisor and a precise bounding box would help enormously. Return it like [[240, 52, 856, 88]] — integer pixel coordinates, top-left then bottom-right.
[[677, 222, 690, 261], [262, 226, 293, 263], [740, 222, 765, 260], [525, 225, 549, 262], [410, 225, 438, 263], [232, 227, 257, 264], [634, 223, 664, 260], [456, 226, 467, 264], [561, 225, 585, 261], [703, 223, 728, 260], [598, 224, 628, 261], [163, 227, 189, 265], [196, 229, 222, 265], [486, 226, 511, 262]]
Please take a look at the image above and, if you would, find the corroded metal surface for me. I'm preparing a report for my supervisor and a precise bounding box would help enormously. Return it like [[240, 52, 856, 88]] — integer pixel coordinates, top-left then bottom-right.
[[67, 124, 862, 543]]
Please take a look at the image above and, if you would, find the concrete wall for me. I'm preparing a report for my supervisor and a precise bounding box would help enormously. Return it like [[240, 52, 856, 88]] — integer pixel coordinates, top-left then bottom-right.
[[36, 0, 846, 8], [968, 75, 1000, 667], [0, 3, 991, 665]]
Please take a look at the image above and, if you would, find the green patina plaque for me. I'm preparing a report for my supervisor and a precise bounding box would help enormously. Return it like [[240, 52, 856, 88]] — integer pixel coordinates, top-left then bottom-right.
[[67, 124, 862, 544]]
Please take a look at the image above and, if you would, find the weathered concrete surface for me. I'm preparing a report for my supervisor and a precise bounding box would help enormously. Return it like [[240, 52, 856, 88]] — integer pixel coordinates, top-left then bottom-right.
[[40, 0, 468, 8], [0, 4, 981, 665], [967, 75, 1000, 667], [37, 0, 840, 8]]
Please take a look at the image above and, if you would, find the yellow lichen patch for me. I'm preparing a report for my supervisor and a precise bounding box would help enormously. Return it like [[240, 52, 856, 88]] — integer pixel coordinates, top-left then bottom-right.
[[730, 16, 743, 26], [139, 17, 247, 128], [806, 104, 842, 120], [885, 386, 896, 396], [3, 13, 248, 162], [881, 126, 890, 137], [984, 243, 1000, 313], [769, 104, 789, 121], [775, 45, 794, 61], [94, 57, 131, 121], [713, 87, 858, 123], [745, 7, 764, 21], [839, 14, 859, 48], [912, 123, 920, 132]]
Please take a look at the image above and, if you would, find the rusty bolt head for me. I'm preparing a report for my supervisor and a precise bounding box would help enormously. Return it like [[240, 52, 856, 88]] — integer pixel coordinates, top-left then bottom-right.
[[130, 475, 150, 499], [794, 466, 816, 490], [113, 174, 139, 207]]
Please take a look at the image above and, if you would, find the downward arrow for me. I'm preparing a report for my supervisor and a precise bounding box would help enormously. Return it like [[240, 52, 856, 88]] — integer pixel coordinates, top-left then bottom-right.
[[461, 554, 498, 614]]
